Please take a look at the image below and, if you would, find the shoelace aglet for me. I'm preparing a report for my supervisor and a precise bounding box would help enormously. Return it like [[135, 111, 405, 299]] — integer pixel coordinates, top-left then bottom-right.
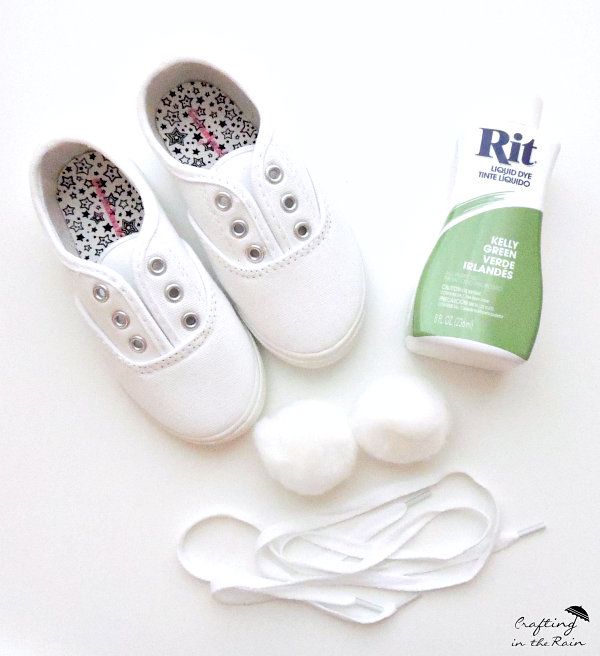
[[517, 522, 546, 538], [354, 596, 384, 613], [405, 487, 432, 507]]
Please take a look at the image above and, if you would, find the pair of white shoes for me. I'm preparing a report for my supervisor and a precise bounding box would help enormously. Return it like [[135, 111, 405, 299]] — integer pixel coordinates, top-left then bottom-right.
[[30, 60, 365, 444]]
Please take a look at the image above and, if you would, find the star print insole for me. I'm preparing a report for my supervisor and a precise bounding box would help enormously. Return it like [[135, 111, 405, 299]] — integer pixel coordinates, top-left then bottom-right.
[[56, 151, 144, 261], [155, 81, 258, 168]]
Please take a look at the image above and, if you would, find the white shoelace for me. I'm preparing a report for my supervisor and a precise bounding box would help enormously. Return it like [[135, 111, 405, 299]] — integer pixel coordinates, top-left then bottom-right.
[[177, 472, 544, 623]]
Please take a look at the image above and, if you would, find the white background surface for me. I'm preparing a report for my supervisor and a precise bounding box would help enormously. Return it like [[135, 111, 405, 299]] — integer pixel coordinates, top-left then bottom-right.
[[1, 1, 599, 654]]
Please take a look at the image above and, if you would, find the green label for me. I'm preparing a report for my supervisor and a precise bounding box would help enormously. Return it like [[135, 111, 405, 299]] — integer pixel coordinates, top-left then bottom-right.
[[412, 204, 542, 359]]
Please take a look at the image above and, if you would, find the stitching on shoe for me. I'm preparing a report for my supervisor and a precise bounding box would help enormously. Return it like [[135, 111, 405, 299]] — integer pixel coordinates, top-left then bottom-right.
[[207, 200, 333, 279], [138, 291, 217, 374], [104, 289, 218, 374], [76, 271, 170, 349]]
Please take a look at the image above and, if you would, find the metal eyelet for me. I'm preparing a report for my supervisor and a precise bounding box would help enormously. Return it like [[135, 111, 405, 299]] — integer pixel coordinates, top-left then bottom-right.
[[246, 244, 265, 263], [281, 194, 297, 212], [294, 221, 311, 240], [148, 257, 167, 275], [165, 283, 183, 303], [93, 284, 109, 303], [215, 192, 232, 211], [181, 312, 200, 330], [112, 310, 130, 329], [230, 219, 248, 238], [265, 165, 283, 183], [129, 335, 147, 352]]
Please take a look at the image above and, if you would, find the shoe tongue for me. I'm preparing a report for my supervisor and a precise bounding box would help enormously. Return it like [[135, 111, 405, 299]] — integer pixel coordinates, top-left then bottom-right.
[[213, 146, 254, 193], [98, 234, 139, 291]]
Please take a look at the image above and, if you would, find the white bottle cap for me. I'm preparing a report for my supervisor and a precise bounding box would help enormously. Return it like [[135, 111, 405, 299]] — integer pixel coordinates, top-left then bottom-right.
[[475, 96, 543, 130], [506, 96, 542, 129]]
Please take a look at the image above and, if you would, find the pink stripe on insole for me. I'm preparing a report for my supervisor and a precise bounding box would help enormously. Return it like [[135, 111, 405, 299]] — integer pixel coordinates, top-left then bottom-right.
[[188, 108, 224, 157], [92, 178, 124, 238]]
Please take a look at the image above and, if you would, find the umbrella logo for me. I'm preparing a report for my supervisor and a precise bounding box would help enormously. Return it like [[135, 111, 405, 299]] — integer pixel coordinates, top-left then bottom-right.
[[565, 606, 590, 623], [512, 607, 589, 647]]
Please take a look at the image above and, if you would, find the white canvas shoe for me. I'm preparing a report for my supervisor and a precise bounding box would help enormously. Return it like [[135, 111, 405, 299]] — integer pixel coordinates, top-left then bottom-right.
[[139, 60, 366, 368], [30, 140, 265, 444]]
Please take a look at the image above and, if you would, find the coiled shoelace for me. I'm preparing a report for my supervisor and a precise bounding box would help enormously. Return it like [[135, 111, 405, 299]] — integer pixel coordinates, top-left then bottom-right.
[[178, 472, 544, 624]]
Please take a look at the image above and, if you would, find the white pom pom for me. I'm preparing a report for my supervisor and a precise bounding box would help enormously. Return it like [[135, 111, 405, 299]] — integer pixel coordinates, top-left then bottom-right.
[[351, 375, 450, 465], [253, 400, 357, 496]]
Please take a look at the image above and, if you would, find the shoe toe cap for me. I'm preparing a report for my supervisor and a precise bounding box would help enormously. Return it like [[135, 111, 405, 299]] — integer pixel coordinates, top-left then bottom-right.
[[232, 219, 366, 367], [117, 291, 265, 443]]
